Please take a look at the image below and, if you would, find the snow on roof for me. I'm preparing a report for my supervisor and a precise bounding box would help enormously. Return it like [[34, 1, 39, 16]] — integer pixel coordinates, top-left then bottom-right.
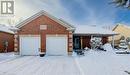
[[0, 24, 15, 34], [74, 25, 118, 36]]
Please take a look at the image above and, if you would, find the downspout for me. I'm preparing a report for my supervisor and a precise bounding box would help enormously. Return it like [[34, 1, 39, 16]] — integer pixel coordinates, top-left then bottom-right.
[[91, 35, 93, 49]]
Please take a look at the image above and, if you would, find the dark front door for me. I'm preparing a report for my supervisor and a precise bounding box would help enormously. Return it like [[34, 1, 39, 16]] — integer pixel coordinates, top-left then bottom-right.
[[73, 36, 81, 49]]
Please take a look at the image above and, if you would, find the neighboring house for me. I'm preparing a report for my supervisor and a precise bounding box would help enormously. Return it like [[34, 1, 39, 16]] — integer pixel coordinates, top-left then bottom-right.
[[0, 25, 14, 52], [109, 24, 130, 46], [12, 10, 117, 56]]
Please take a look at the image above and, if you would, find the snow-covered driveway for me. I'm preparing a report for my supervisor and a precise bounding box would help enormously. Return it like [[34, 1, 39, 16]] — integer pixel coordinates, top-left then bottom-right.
[[0, 56, 81, 75]]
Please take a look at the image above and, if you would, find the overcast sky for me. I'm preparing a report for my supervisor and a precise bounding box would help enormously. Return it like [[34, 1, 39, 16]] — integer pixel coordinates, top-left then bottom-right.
[[0, 0, 130, 26]]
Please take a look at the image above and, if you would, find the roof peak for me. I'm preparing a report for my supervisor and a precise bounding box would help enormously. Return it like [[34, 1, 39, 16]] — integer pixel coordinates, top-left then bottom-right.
[[16, 10, 75, 31]]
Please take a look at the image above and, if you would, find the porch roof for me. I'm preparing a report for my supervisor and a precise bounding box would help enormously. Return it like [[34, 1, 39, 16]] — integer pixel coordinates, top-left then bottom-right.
[[74, 25, 119, 36]]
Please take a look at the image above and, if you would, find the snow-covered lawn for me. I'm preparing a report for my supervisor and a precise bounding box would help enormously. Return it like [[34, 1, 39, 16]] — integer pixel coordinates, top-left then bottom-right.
[[75, 50, 130, 75], [0, 52, 18, 61], [0, 56, 81, 75]]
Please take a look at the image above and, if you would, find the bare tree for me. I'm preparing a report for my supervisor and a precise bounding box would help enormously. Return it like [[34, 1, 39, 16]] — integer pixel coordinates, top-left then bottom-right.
[[111, 0, 130, 8], [7, 18, 23, 26]]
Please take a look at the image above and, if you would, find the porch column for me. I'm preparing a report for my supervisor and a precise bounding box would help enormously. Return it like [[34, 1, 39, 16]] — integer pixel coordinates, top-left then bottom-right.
[[14, 31, 19, 55], [112, 35, 115, 49], [80, 36, 83, 49], [90, 35, 93, 49]]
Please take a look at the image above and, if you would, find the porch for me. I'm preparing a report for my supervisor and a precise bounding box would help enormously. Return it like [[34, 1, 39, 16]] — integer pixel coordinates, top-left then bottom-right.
[[73, 34, 115, 50], [73, 25, 119, 50]]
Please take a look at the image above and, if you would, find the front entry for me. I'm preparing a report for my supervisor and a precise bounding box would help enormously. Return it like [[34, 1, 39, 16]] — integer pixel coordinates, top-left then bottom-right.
[[73, 36, 81, 49]]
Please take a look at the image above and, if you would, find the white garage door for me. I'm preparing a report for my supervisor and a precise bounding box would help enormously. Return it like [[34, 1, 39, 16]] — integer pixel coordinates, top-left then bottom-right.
[[46, 35, 68, 56], [20, 36, 40, 55]]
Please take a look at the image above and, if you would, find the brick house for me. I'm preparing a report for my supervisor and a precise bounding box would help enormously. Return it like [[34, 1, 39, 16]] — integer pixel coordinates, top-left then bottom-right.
[[12, 10, 117, 56], [13, 10, 75, 56], [0, 25, 14, 52]]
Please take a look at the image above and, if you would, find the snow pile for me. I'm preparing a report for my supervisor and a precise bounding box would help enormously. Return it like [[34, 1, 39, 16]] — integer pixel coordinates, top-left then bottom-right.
[[103, 43, 115, 54], [84, 47, 90, 50], [72, 51, 78, 57], [115, 49, 130, 53], [0, 52, 19, 62], [73, 43, 115, 57], [85, 43, 115, 55]]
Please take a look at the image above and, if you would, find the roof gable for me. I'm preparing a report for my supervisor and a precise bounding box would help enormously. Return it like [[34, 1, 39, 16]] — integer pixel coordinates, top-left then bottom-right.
[[112, 24, 130, 37], [16, 10, 75, 31], [113, 24, 130, 31]]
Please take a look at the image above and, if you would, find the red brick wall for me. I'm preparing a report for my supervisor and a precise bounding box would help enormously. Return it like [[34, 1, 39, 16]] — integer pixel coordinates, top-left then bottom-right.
[[102, 37, 108, 44], [82, 36, 91, 48], [0, 32, 14, 52], [82, 36, 108, 48], [17, 15, 71, 53], [18, 15, 68, 34]]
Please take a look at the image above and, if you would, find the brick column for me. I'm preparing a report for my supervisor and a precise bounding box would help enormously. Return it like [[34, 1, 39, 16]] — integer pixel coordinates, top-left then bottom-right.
[[40, 30, 46, 55], [40, 25, 47, 56], [68, 31, 73, 55], [14, 31, 19, 55]]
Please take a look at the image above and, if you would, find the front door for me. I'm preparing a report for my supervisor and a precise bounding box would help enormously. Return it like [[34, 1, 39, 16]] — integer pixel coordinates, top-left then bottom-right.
[[73, 36, 81, 49]]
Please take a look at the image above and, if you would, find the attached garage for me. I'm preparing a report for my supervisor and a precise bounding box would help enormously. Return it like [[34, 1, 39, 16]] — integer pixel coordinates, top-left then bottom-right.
[[46, 35, 68, 56], [13, 10, 75, 56], [20, 36, 40, 55]]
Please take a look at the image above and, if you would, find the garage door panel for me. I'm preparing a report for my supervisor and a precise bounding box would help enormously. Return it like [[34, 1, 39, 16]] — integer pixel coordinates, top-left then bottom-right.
[[46, 36, 67, 56], [20, 36, 40, 55]]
